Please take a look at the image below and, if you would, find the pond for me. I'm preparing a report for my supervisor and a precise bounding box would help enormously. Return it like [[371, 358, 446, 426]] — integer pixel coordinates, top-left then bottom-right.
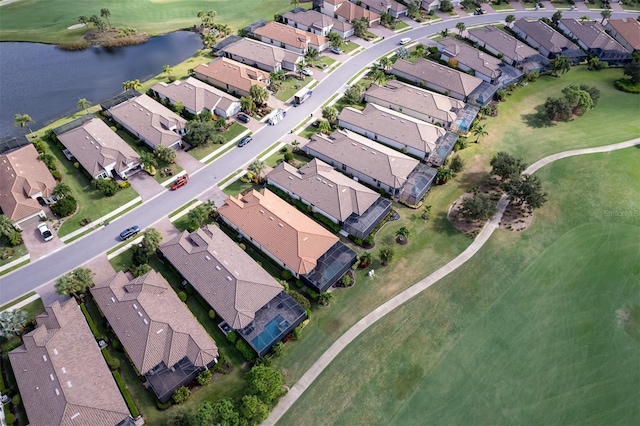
[[0, 31, 203, 139]]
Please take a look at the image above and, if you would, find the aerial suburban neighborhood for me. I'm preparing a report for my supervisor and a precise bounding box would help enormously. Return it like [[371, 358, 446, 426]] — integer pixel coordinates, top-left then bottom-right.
[[0, 1, 639, 426]]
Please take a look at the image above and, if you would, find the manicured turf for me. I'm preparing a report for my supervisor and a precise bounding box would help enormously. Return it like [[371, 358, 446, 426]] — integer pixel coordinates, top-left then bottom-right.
[[0, 0, 309, 44], [278, 147, 640, 425]]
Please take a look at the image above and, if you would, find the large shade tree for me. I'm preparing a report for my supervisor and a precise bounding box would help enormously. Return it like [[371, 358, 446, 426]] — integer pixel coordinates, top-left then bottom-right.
[[55, 267, 95, 301]]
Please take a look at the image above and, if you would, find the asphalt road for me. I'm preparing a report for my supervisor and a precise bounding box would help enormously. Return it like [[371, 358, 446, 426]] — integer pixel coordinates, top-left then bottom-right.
[[1, 9, 629, 305]]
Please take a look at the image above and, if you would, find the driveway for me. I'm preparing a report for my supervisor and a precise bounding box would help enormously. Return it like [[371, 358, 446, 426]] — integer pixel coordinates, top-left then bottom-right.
[[153, 217, 183, 241], [236, 115, 265, 134], [175, 149, 204, 173], [127, 171, 164, 201], [197, 185, 229, 207], [21, 220, 64, 261]]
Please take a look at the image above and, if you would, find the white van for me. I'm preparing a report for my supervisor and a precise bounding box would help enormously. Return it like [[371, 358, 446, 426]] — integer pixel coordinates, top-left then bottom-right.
[[400, 37, 411, 45]]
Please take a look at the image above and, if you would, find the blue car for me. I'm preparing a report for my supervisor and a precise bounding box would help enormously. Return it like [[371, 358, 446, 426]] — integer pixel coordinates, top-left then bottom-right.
[[119, 226, 140, 241]]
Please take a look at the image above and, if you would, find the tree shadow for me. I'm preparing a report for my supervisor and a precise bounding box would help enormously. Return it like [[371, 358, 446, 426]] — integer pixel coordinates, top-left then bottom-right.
[[521, 104, 557, 129], [458, 171, 491, 190], [432, 211, 466, 238]]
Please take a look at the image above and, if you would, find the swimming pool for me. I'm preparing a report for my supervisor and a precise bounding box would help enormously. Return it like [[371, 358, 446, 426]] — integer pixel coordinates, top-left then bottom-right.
[[455, 117, 472, 132], [251, 314, 290, 353]]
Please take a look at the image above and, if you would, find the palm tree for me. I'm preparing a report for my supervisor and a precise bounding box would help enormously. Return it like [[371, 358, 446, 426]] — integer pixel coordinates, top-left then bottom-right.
[[395, 226, 410, 244], [163, 64, 173, 77], [580, 15, 590, 22], [14, 113, 35, 136], [588, 56, 602, 70], [471, 123, 488, 143], [77, 98, 91, 113], [100, 8, 112, 29], [505, 15, 516, 27], [197, 11, 206, 26], [600, 8, 611, 24], [291, 0, 300, 7], [296, 60, 307, 78], [408, 0, 420, 19], [305, 47, 319, 62], [379, 56, 393, 70], [318, 120, 332, 134], [353, 18, 368, 38], [359, 251, 372, 267], [378, 245, 395, 266], [368, 67, 387, 85], [550, 55, 571, 77], [440, 28, 449, 38], [414, 43, 426, 59], [122, 79, 142, 91], [456, 22, 466, 36], [435, 167, 454, 184], [421, 204, 432, 220], [248, 160, 266, 183], [205, 10, 216, 27], [78, 15, 88, 26], [291, 140, 300, 153], [53, 182, 72, 198]]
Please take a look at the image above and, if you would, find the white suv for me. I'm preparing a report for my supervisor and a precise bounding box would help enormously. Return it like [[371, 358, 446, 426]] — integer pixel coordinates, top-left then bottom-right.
[[37, 223, 53, 242], [400, 37, 411, 45]]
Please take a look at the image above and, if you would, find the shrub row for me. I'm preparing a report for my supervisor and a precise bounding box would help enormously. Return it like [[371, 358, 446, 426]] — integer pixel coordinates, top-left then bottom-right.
[[112, 370, 140, 418], [614, 78, 640, 94], [80, 303, 104, 340], [235, 339, 256, 361]]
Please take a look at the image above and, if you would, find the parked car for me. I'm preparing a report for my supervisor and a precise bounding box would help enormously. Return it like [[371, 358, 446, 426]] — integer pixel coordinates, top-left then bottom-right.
[[119, 226, 140, 241], [400, 37, 411, 45], [171, 174, 189, 190], [330, 47, 343, 54], [37, 223, 53, 242], [237, 113, 250, 123], [301, 68, 313, 76], [237, 135, 252, 147]]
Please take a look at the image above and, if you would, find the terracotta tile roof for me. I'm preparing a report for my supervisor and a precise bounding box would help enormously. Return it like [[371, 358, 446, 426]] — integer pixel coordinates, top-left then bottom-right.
[[90, 271, 218, 375], [218, 189, 338, 275], [513, 19, 581, 55], [9, 300, 130, 426], [254, 21, 328, 50], [267, 158, 380, 222], [108, 94, 186, 149], [606, 18, 640, 51], [159, 225, 283, 329], [151, 77, 239, 115], [468, 25, 541, 62], [438, 38, 503, 79], [0, 144, 56, 221], [560, 19, 628, 53], [305, 129, 419, 189], [338, 103, 446, 155], [335, 2, 381, 22], [193, 58, 269, 94], [219, 38, 303, 69], [56, 118, 140, 178], [392, 58, 483, 97], [364, 80, 464, 123]]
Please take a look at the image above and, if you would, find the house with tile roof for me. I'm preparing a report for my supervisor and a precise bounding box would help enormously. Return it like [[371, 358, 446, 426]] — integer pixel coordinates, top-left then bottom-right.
[[605, 18, 640, 53], [512, 19, 586, 62], [355, 0, 408, 18], [91, 270, 219, 403], [106, 94, 186, 150], [338, 103, 458, 162], [253, 21, 330, 54], [282, 9, 355, 39], [390, 58, 496, 106], [9, 300, 132, 426], [467, 25, 550, 72], [558, 19, 630, 64], [159, 224, 307, 357], [0, 144, 57, 229], [363, 80, 468, 129], [321, 0, 381, 26], [218, 189, 356, 292], [150, 77, 241, 119], [420, 0, 462, 11], [193, 58, 270, 99], [266, 158, 392, 239], [55, 118, 141, 180], [217, 37, 304, 73]]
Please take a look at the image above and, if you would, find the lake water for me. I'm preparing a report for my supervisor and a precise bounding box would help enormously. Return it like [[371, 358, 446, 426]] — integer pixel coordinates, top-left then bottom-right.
[[0, 31, 203, 139]]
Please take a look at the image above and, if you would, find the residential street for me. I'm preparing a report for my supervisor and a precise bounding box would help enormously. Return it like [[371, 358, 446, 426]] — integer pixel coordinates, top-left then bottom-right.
[[0, 9, 630, 305]]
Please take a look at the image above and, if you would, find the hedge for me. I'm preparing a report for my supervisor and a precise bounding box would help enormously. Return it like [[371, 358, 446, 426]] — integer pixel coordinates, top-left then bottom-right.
[[288, 291, 311, 310], [112, 370, 140, 418], [80, 303, 103, 340], [235, 339, 256, 361], [614, 78, 640, 94]]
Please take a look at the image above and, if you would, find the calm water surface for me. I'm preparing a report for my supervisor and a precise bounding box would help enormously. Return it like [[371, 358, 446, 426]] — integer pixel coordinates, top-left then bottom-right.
[[0, 31, 203, 139]]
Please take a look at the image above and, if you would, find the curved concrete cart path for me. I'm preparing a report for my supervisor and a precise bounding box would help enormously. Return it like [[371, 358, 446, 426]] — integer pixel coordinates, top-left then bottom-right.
[[264, 137, 640, 426]]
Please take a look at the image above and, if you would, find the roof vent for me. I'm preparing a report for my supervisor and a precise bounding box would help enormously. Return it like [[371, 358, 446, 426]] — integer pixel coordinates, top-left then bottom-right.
[[133, 304, 138, 310], [66, 381, 72, 388], [288, 176, 293, 180], [278, 223, 284, 227], [53, 349, 58, 355], [143, 318, 148, 325], [215, 265, 221, 271], [303, 237, 308, 242], [226, 276, 233, 281], [205, 255, 211, 261], [110, 297, 116, 303], [43, 355, 47, 362], [55, 388, 60, 396], [259, 210, 265, 214], [61, 367, 66, 374], [70, 413, 80, 420], [156, 328, 164, 334], [50, 374, 55, 381], [137, 311, 143, 317], [269, 216, 274, 221]]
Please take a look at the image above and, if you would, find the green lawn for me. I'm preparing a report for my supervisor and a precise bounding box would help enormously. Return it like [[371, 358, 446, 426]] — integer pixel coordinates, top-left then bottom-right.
[[222, 179, 261, 197], [187, 123, 247, 160], [340, 40, 360, 54], [0, 0, 310, 44], [275, 76, 313, 102], [279, 147, 640, 425], [263, 146, 310, 168], [489, 2, 516, 10], [0, 243, 28, 268], [308, 56, 336, 71]]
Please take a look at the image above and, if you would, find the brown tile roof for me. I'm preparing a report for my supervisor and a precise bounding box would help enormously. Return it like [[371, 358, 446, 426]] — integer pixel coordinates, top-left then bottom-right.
[[513, 18, 581, 55], [560, 19, 628, 53], [0, 144, 56, 221], [338, 103, 446, 155], [335, 2, 381, 22], [266, 158, 380, 222], [606, 18, 640, 51], [218, 189, 338, 275], [364, 80, 464, 123], [9, 300, 130, 426], [305, 129, 419, 189], [283, 9, 351, 32], [56, 118, 140, 178], [108, 94, 186, 149], [438, 38, 502, 79], [254, 21, 328, 50], [194, 58, 269, 94], [90, 271, 218, 374], [220, 38, 303, 69], [151, 77, 239, 114], [159, 225, 283, 329], [392, 58, 483, 97], [324, 0, 348, 4], [468, 25, 541, 62]]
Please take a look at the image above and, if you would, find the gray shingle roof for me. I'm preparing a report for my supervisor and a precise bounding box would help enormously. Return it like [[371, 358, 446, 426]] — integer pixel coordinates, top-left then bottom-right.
[[91, 271, 218, 374], [513, 19, 581, 55], [305, 129, 419, 189], [9, 300, 131, 426], [438, 38, 503, 79], [468, 25, 541, 62], [151, 77, 239, 115], [266, 158, 380, 222], [391, 58, 484, 97], [159, 225, 283, 329], [219, 37, 303, 68], [560, 19, 628, 53]]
